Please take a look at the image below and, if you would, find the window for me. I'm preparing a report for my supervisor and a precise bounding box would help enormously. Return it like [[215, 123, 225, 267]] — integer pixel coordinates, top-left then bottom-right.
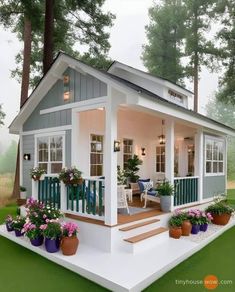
[[188, 145, 195, 175], [90, 134, 103, 176], [37, 135, 64, 173], [156, 146, 165, 172], [205, 137, 224, 175], [168, 89, 183, 104], [123, 139, 133, 169]]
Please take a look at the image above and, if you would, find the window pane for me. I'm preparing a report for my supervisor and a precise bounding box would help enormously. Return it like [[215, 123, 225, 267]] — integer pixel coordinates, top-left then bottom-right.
[[206, 149, 212, 160], [213, 162, 218, 173], [219, 162, 223, 173], [55, 149, 62, 161], [51, 163, 62, 173], [219, 148, 223, 161], [39, 149, 48, 162], [156, 164, 160, 172], [90, 134, 103, 176], [206, 162, 212, 173], [38, 163, 48, 172]]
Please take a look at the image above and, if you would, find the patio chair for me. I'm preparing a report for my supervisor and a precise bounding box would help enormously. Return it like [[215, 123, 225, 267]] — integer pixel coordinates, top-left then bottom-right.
[[117, 185, 129, 214], [138, 179, 160, 208]]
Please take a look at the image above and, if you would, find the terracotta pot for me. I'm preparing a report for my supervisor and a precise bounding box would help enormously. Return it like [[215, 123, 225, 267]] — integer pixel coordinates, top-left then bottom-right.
[[169, 226, 182, 239], [212, 213, 231, 225], [181, 220, 192, 236], [61, 236, 79, 255]]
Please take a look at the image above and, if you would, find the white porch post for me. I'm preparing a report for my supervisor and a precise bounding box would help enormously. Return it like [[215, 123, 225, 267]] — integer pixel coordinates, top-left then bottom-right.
[[32, 180, 38, 200], [60, 182, 67, 212], [195, 129, 203, 202], [165, 119, 174, 211], [104, 98, 118, 226]]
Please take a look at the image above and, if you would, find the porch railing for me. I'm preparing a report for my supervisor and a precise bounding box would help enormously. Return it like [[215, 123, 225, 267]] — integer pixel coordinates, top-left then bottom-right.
[[174, 176, 199, 206], [37, 176, 104, 218], [38, 176, 61, 209]]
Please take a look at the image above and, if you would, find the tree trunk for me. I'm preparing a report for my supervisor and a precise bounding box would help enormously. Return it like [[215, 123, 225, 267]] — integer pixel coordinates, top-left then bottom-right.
[[12, 16, 32, 199], [43, 0, 54, 75], [194, 51, 199, 112]]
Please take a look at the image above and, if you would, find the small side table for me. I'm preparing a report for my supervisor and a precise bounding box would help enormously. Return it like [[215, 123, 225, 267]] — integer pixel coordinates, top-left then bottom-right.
[[124, 189, 133, 203]]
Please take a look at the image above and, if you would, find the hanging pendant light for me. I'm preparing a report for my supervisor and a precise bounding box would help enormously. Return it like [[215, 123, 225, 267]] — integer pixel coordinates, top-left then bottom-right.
[[158, 120, 165, 145]]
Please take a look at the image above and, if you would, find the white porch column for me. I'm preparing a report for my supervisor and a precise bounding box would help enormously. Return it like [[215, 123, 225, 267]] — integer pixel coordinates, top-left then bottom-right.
[[32, 180, 38, 200], [60, 182, 67, 212], [195, 129, 203, 202], [104, 99, 118, 226], [165, 119, 174, 210]]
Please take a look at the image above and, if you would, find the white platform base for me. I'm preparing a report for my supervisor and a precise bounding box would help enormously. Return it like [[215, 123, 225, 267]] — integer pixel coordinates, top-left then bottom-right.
[[1, 218, 234, 292]]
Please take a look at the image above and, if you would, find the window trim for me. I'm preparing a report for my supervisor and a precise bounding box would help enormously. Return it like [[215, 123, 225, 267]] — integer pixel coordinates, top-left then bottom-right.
[[34, 131, 66, 174], [204, 135, 225, 177], [89, 133, 104, 177], [123, 138, 133, 169]]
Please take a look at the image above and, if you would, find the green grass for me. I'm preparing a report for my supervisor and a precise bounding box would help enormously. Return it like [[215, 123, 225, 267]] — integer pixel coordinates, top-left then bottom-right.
[[0, 205, 235, 292], [227, 189, 235, 206]]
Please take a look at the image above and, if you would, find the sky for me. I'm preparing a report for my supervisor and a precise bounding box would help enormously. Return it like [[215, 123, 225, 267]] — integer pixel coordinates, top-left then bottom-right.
[[0, 0, 219, 152]]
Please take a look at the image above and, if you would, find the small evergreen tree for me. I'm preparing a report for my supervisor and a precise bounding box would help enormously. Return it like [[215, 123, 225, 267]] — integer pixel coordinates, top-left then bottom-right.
[[125, 155, 143, 183]]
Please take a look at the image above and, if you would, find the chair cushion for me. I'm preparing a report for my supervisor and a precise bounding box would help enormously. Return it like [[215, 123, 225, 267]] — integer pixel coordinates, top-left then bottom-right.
[[147, 190, 157, 196], [138, 178, 150, 182]]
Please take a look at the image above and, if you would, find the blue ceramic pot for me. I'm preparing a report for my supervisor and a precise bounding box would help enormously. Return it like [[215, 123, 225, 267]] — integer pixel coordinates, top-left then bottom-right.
[[30, 236, 44, 247], [200, 223, 208, 232], [45, 237, 60, 253], [191, 224, 200, 234]]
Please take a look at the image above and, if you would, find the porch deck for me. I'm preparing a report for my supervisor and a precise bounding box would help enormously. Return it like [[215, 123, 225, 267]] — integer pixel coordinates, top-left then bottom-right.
[[1, 219, 234, 292]]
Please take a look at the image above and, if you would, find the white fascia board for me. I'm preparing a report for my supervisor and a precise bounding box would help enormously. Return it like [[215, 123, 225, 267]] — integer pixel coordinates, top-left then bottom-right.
[[137, 96, 235, 137]]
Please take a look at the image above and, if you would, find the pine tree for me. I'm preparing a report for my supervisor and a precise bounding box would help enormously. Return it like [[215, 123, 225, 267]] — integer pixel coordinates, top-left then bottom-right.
[[142, 0, 186, 85]]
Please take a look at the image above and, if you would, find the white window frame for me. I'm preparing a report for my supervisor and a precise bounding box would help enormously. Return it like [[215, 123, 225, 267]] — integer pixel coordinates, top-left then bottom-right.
[[123, 138, 133, 169], [156, 145, 165, 173], [34, 131, 65, 174], [204, 135, 225, 177], [90, 133, 104, 177]]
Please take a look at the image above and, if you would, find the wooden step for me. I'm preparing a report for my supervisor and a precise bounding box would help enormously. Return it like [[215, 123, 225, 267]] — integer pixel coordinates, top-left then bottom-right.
[[124, 227, 168, 243], [119, 219, 160, 231]]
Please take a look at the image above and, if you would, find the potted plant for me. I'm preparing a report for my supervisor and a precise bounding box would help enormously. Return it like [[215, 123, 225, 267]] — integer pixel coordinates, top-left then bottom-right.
[[61, 222, 79, 255], [59, 167, 83, 185], [157, 180, 175, 212], [174, 209, 192, 236], [20, 186, 27, 199], [30, 167, 46, 181], [168, 215, 182, 239], [188, 209, 201, 234], [40, 220, 62, 253], [205, 201, 234, 225], [22, 222, 44, 246], [12, 216, 26, 237], [125, 155, 143, 183], [200, 211, 213, 232], [117, 165, 127, 186], [5, 215, 14, 232]]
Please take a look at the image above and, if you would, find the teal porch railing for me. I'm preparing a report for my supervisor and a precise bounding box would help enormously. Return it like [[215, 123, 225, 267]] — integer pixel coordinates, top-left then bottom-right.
[[174, 177, 198, 206], [38, 176, 61, 209], [66, 178, 104, 216]]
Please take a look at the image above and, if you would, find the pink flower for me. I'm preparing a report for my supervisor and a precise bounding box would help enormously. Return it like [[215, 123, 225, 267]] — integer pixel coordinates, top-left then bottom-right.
[[43, 214, 47, 219], [45, 219, 50, 223], [40, 224, 47, 230]]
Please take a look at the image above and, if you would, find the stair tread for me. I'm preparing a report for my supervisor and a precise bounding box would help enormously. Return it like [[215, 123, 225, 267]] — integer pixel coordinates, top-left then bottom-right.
[[124, 227, 168, 243], [119, 219, 160, 231]]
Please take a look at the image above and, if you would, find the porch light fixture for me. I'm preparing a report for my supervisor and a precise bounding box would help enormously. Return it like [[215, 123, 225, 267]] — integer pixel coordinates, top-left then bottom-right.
[[158, 120, 165, 145], [114, 140, 121, 152], [23, 153, 31, 161], [141, 147, 146, 156]]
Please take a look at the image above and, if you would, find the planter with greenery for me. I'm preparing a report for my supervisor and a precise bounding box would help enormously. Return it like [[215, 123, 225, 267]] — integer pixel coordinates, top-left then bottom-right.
[[199, 211, 213, 232], [30, 167, 46, 181], [5, 215, 14, 232], [117, 165, 127, 186], [174, 209, 192, 236], [205, 201, 234, 225], [12, 216, 26, 237], [20, 186, 27, 199], [188, 209, 202, 234], [59, 167, 83, 185], [125, 155, 143, 183], [22, 222, 44, 246], [168, 215, 182, 239], [61, 222, 79, 256], [40, 221, 62, 253], [157, 180, 175, 212]]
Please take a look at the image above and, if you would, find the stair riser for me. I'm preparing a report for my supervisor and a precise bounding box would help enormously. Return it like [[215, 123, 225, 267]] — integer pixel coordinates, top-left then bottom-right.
[[123, 231, 169, 254]]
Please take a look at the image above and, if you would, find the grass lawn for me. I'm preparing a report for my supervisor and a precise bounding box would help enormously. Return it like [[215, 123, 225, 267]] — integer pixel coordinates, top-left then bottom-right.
[[227, 189, 235, 206], [0, 205, 235, 292]]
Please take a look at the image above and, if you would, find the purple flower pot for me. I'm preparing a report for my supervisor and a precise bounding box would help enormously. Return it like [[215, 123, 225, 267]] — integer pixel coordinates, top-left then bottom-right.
[[200, 223, 208, 232], [30, 236, 44, 247], [14, 229, 23, 237], [6, 222, 14, 232], [45, 237, 60, 253], [191, 224, 200, 234]]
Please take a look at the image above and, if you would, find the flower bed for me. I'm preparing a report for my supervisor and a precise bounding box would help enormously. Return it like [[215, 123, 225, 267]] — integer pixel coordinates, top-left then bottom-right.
[[5, 197, 79, 255]]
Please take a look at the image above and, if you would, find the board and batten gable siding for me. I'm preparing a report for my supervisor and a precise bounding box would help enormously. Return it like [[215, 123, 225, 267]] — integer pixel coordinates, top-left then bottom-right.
[[22, 130, 71, 195], [23, 67, 107, 132], [202, 134, 226, 199]]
